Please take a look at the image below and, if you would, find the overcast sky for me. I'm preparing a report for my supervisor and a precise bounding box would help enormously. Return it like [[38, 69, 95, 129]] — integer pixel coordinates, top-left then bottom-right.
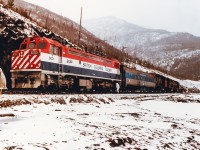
[[24, 0, 200, 36]]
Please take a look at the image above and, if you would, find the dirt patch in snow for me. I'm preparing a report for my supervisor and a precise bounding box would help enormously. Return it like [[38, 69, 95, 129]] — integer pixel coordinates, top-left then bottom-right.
[[0, 95, 114, 108]]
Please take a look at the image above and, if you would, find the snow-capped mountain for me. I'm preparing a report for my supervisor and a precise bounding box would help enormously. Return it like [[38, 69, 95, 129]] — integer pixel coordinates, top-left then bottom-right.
[[83, 17, 200, 80]]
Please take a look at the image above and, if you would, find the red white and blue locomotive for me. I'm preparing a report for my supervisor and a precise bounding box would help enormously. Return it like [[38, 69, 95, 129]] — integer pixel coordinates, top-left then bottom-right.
[[11, 36, 120, 92], [10, 36, 180, 93]]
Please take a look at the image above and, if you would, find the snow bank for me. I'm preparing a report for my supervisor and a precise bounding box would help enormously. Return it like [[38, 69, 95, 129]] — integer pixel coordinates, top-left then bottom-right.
[[0, 94, 114, 108], [0, 68, 7, 89], [179, 80, 200, 91], [1, 94, 200, 149]]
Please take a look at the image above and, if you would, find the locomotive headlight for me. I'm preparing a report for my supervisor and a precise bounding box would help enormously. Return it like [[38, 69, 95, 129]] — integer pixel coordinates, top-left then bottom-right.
[[31, 50, 39, 55], [13, 52, 19, 57]]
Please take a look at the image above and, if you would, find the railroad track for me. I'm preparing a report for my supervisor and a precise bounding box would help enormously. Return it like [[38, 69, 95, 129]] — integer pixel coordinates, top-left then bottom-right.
[[1, 89, 116, 95], [1, 89, 171, 95]]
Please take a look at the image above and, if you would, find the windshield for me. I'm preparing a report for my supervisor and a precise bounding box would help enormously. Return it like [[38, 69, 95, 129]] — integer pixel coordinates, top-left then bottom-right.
[[28, 42, 36, 49], [38, 42, 46, 49]]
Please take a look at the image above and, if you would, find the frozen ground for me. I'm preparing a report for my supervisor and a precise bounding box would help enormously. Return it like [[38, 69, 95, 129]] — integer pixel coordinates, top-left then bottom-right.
[[1, 93, 200, 150]]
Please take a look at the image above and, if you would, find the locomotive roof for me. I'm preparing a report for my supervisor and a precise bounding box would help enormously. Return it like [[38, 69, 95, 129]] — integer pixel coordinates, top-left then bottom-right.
[[23, 36, 120, 64], [24, 37, 63, 46]]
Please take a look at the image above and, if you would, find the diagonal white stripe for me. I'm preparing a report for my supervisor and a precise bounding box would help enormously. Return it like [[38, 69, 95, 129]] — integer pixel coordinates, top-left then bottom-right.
[[16, 50, 29, 66], [19, 55, 29, 69], [12, 55, 20, 68], [30, 55, 37, 64]]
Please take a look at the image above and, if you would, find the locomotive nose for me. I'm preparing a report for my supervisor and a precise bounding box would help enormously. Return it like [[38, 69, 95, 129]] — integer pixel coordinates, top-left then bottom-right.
[[11, 49, 41, 70]]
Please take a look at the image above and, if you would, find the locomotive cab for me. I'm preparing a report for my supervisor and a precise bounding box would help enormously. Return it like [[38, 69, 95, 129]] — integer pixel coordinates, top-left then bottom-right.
[[10, 37, 57, 89], [11, 38, 37, 88]]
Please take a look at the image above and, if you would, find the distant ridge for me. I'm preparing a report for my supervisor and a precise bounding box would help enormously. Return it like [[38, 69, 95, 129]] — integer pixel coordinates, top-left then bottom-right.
[[83, 16, 200, 80]]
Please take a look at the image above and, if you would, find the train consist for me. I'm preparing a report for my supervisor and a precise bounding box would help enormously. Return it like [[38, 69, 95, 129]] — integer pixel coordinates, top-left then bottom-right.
[[10, 36, 180, 93], [120, 65, 180, 93]]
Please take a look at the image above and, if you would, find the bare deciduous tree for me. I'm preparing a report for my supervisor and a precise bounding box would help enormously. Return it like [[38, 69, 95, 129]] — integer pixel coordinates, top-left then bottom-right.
[[7, 0, 14, 8]]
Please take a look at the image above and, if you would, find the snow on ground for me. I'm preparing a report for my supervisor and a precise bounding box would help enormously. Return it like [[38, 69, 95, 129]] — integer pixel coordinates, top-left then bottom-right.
[[0, 68, 7, 89], [1, 93, 200, 150], [180, 80, 200, 91]]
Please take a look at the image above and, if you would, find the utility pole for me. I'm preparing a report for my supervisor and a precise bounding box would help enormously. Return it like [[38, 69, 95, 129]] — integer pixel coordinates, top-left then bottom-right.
[[78, 7, 83, 47], [122, 46, 128, 52]]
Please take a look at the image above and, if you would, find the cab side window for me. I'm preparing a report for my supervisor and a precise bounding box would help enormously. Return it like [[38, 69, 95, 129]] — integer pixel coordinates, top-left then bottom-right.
[[20, 43, 27, 50], [38, 42, 46, 49], [50, 45, 60, 56], [28, 42, 36, 49], [54, 46, 58, 55], [50, 45, 55, 55]]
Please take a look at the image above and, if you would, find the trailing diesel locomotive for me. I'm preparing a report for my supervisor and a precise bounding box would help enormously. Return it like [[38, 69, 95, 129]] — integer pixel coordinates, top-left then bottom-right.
[[10, 36, 180, 93], [120, 65, 156, 92]]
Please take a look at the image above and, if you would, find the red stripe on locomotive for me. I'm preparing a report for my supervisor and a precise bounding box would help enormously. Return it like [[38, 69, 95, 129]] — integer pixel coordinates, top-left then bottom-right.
[[11, 37, 120, 71]]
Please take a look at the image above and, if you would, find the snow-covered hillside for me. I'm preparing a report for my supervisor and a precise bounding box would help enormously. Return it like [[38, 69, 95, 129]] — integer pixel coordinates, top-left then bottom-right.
[[83, 17, 200, 80], [0, 4, 74, 45]]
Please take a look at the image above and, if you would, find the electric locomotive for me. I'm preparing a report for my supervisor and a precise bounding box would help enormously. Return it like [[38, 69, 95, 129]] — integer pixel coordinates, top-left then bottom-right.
[[11, 37, 121, 92]]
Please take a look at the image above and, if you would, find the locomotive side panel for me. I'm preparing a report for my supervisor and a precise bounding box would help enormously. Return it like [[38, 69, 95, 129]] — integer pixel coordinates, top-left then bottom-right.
[[168, 79, 180, 92], [140, 74, 156, 89], [63, 48, 120, 80], [155, 74, 166, 92], [121, 66, 141, 92], [122, 65, 156, 92]]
